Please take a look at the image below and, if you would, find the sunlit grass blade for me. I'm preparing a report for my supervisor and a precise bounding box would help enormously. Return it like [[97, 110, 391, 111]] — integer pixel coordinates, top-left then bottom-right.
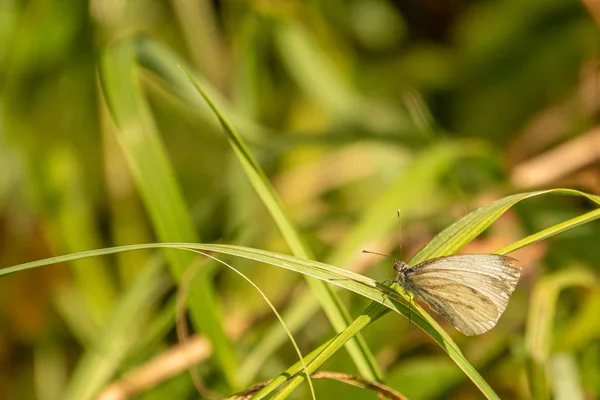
[[99, 40, 237, 386], [412, 188, 600, 263], [0, 242, 431, 349], [0, 243, 421, 347], [497, 208, 600, 255], [179, 68, 382, 382]]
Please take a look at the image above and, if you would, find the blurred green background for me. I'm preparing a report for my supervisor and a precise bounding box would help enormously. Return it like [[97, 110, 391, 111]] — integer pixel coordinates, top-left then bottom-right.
[[0, 0, 599, 399]]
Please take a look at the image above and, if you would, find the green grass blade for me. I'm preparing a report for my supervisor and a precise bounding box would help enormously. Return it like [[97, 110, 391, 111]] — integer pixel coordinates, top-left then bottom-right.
[[178, 67, 305, 257], [411, 188, 600, 263], [497, 208, 600, 255], [99, 40, 238, 387], [525, 269, 597, 400], [179, 68, 382, 382]]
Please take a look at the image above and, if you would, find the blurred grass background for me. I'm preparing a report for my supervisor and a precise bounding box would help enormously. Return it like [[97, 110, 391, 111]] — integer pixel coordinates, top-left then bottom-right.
[[0, 0, 599, 399]]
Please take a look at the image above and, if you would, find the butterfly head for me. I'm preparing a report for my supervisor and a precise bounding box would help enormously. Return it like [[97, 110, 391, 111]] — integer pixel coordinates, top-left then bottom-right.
[[392, 260, 411, 286]]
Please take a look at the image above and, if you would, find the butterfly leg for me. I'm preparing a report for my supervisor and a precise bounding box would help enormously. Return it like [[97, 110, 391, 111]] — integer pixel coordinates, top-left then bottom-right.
[[378, 279, 398, 304], [408, 292, 414, 326], [383, 281, 414, 327]]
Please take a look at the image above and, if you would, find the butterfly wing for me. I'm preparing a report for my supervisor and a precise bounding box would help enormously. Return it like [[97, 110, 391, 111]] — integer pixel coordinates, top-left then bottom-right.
[[406, 254, 521, 336]]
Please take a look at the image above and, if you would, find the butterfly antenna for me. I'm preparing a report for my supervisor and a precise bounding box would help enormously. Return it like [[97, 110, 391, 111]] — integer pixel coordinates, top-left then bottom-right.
[[394, 211, 414, 326], [397, 210, 403, 260], [361, 249, 390, 258]]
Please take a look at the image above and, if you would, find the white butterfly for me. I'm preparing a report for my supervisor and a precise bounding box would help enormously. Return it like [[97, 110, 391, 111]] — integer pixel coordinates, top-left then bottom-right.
[[391, 254, 521, 336]]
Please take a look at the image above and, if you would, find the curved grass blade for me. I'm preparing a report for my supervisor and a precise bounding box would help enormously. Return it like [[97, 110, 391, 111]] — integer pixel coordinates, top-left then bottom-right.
[[0, 243, 429, 353], [497, 208, 600, 255], [412, 188, 600, 263], [526, 269, 597, 400]]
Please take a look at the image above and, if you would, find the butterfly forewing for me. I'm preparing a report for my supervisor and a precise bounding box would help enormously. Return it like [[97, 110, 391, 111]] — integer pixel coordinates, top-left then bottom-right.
[[405, 254, 521, 336]]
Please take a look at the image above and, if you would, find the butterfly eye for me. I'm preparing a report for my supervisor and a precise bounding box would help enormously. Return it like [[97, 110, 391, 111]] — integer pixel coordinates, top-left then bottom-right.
[[393, 260, 407, 272]]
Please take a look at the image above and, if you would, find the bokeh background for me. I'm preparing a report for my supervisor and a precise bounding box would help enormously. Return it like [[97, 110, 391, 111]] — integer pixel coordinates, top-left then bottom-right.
[[0, 0, 599, 399]]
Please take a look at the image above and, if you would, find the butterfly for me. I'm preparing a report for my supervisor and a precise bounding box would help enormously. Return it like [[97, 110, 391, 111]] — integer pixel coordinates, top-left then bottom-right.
[[389, 254, 521, 336]]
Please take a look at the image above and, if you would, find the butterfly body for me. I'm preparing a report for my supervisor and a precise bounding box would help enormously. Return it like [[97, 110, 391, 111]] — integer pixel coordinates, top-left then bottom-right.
[[390, 254, 521, 336]]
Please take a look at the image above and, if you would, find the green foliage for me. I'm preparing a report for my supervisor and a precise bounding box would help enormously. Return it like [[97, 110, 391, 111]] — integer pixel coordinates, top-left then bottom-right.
[[0, 1, 598, 399]]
